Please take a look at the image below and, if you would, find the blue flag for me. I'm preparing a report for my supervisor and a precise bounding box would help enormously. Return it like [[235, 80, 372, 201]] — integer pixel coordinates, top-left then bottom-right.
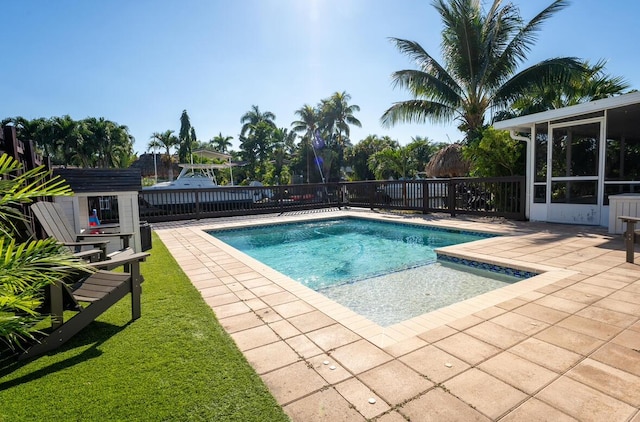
[[313, 130, 325, 149]]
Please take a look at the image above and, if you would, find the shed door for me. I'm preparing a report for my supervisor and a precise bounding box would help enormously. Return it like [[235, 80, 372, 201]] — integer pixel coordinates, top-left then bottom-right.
[[547, 119, 603, 224]]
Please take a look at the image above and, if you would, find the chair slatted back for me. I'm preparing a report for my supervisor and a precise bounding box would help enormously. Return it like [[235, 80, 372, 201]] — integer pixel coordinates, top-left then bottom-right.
[[30, 201, 79, 244]]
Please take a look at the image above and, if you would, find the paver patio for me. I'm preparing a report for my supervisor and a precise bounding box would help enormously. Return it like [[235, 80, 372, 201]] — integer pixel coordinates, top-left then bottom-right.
[[154, 209, 640, 421]]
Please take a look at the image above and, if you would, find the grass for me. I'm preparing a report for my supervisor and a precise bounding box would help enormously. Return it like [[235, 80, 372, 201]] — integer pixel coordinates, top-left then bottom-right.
[[0, 232, 289, 422]]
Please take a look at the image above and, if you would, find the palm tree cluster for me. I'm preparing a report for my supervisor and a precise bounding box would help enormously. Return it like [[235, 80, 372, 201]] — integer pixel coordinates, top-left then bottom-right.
[[2, 116, 135, 168], [291, 91, 362, 182]]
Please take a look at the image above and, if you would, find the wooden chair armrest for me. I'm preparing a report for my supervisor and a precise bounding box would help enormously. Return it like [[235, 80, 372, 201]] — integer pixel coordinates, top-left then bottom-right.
[[73, 248, 104, 261], [62, 240, 110, 247], [77, 232, 134, 240], [77, 232, 133, 249], [60, 240, 109, 260], [90, 252, 150, 270]]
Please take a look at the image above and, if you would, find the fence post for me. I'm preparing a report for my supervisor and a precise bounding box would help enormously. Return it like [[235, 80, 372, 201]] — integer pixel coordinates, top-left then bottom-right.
[[422, 180, 428, 214], [194, 190, 201, 220], [369, 182, 375, 210], [448, 179, 456, 217]]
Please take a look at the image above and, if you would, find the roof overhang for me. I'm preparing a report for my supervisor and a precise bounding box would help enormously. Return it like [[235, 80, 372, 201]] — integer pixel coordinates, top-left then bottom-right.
[[493, 91, 640, 132]]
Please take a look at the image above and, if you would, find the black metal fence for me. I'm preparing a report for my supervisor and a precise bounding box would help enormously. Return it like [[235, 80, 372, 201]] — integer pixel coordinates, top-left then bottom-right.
[[139, 176, 526, 222]]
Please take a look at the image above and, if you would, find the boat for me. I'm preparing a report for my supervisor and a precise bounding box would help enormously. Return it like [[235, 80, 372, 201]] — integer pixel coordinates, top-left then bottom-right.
[[141, 163, 262, 207]]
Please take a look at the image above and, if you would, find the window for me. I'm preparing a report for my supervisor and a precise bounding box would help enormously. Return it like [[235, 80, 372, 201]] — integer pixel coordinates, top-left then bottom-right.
[[551, 123, 599, 178], [550, 181, 597, 204], [604, 103, 640, 204], [87, 195, 119, 223]]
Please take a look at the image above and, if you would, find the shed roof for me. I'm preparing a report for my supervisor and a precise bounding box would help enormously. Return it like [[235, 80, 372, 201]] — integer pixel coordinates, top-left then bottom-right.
[[53, 168, 142, 193], [493, 91, 640, 131]]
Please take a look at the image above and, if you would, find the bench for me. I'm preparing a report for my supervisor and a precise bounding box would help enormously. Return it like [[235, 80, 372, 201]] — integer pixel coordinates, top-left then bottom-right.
[[618, 216, 640, 263]]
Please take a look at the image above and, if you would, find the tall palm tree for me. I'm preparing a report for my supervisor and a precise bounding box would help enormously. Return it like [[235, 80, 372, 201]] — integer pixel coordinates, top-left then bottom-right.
[[320, 91, 361, 148], [51, 115, 88, 166], [148, 130, 178, 180], [291, 105, 320, 182], [381, 0, 584, 143], [210, 132, 234, 152], [268, 128, 296, 184], [239, 121, 274, 180], [82, 117, 133, 168], [240, 105, 276, 138], [319, 91, 361, 180], [291, 104, 319, 142]]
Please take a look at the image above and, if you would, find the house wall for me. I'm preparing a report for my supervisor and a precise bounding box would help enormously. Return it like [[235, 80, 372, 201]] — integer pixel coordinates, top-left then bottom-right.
[[500, 92, 640, 227]]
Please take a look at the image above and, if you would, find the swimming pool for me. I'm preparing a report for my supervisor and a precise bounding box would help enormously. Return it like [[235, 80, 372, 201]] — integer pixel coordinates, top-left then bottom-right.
[[210, 218, 530, 326]]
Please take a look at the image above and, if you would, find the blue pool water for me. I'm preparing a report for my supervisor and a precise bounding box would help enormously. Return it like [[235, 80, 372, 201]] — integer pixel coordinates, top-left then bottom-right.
[[211, 218, 492, 290], [210, 218, 527, 326]]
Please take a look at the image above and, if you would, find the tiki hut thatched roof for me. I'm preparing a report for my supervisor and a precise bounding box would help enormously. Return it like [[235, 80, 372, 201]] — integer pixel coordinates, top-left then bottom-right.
[[425, 143, 470, 177], [130, 153, 179, 178]]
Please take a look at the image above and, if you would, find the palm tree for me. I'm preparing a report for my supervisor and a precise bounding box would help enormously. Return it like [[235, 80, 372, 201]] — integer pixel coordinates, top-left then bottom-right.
[[240, 105, 276, 138], [320, 91, 361, 148], [381, 0, 584, 143], [239, 121, 275, 180], [506, 59, 630, 117], [148, 130, 178, 180], [319, 91, 361, 180], [210, 132, 234, 153], [267, 128, 296, 184], [81, 117, 134, 168], [344, 135, 398, 180], [367, 147, 409, 180], [3, 117, 52, 157], [291, 104, 320, 183]]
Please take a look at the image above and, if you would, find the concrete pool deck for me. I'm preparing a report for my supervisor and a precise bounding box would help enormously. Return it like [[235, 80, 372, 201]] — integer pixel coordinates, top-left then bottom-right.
[[154, 209, 640, 421]]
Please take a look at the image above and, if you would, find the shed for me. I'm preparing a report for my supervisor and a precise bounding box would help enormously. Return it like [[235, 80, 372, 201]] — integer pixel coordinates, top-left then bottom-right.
[[52, 168, 144, 253], [494, 91, 640, 231]]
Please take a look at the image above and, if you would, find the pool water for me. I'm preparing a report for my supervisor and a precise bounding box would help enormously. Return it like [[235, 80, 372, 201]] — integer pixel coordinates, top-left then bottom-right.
[[210, 218, 524, 326]]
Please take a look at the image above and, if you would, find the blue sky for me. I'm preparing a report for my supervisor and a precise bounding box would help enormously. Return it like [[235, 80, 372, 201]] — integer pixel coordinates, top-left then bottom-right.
[[3, 0, 639, 155]]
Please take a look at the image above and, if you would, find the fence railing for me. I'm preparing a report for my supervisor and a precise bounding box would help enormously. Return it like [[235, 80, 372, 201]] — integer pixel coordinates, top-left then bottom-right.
[[139, 176, 526, 223]]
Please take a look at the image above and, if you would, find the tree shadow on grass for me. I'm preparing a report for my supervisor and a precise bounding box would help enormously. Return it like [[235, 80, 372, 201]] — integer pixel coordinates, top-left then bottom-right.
[[0, 320, 131, 390]]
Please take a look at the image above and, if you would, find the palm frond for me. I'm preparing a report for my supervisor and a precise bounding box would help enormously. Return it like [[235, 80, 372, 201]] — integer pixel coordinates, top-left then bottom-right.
[[0, 237, 93, 291], [492, 57, 584, 108], [389, 38, 461, 93], [490, 0, 570, 82], [381, 100, 458, 127], [390, 69, 462, 107]]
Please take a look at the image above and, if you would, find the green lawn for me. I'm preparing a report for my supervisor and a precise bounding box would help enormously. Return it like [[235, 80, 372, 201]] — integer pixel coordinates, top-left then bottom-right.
[[0, 232, 289, 421]]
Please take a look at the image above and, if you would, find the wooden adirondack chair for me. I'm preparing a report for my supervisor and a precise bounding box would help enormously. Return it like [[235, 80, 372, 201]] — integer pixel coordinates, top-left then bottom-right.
[[30, 201, 134, 260], [19, 251, 149, 360]]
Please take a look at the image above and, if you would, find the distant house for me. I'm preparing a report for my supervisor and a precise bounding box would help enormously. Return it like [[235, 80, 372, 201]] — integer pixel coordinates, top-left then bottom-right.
[[494, 91, 640, 227]]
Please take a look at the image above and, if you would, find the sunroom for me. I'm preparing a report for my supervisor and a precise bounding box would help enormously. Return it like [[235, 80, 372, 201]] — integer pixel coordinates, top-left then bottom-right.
[[494, 91, 640, 231]]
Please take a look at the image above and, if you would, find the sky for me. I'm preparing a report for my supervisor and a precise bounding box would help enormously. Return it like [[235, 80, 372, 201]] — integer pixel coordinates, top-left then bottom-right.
[[3, 0, 640, 155]]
